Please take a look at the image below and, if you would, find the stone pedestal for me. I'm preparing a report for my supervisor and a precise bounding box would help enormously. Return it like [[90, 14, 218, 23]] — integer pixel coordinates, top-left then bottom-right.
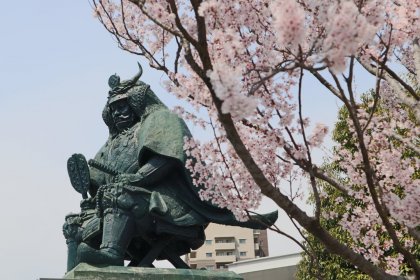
[[60, 263, 243, 280]]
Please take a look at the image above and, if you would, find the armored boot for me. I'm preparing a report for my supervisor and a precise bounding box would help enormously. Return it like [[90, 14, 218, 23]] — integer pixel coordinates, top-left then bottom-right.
[[77, 210, 135, 266]]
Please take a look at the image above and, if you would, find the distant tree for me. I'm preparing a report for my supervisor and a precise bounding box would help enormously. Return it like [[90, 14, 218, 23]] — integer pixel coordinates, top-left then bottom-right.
[[296, 92, 420, 279], [91, 1, 420, 278]]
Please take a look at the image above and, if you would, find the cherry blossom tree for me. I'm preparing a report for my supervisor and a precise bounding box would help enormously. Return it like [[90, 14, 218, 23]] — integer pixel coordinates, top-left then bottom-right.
[[297, 94, 420, 279], [90, 0, 420, 279]]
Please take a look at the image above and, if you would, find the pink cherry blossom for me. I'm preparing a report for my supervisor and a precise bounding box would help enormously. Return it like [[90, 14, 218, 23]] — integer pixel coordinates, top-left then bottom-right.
[[270, 0, 306, 51]]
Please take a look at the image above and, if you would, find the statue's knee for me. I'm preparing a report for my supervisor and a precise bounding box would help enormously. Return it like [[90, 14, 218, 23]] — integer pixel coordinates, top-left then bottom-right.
[[63, 213, 82, 242]]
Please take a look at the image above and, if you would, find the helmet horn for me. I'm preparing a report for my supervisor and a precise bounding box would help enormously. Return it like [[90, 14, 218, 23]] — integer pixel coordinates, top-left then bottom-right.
[[108, 62, 144, 97], [126, 62, 143, 86]]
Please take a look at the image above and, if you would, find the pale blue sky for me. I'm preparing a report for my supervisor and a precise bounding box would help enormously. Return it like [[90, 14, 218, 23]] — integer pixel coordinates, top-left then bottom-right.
[[0, 1, 375, 279]]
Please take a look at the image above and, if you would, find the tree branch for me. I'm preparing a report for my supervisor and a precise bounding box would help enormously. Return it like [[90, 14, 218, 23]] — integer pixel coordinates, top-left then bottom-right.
[[297, 67, 321, 221]]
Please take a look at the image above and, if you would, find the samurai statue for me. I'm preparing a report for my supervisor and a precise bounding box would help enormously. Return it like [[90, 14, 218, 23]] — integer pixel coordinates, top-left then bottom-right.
[[63, 63, 278, 271]]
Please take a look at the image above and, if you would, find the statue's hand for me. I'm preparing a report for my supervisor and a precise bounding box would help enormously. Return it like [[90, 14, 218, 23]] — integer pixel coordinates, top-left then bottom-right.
[[80, 197, 95, 210], [114, 173, 143, 185]]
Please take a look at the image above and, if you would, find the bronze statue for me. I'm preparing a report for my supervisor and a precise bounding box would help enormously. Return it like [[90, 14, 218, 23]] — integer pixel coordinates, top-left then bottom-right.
[[63, 63, 278, 271]]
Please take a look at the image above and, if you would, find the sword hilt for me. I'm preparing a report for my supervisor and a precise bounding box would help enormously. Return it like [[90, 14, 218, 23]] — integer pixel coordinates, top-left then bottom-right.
[[88, 159, 120, 176]]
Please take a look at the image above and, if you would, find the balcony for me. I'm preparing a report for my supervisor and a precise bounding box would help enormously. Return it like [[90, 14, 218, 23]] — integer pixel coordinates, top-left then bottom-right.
[[215, 242, 236, 250], [215, 255, 236, 263]]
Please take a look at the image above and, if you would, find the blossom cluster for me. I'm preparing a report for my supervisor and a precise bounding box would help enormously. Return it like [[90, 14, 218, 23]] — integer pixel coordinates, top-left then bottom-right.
[[335, 95, 419, 273]]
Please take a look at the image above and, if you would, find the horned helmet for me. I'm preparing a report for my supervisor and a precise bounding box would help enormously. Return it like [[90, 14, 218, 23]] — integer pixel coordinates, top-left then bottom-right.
[[102, 63, 165, 137]]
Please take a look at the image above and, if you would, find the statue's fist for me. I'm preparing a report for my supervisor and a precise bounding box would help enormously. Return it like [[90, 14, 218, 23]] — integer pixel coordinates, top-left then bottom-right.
[[80, 197, 95, 210]]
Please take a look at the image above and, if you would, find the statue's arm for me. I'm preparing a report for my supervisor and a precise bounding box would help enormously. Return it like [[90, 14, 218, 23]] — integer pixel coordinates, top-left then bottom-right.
[[88, 142, 109, 196], [116, 154, 176, 187], [88, 162, 107, 197]]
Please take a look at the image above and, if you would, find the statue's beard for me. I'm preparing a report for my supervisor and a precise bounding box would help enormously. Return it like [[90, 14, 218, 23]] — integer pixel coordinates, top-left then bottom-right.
[[114, 115, 135, 132]]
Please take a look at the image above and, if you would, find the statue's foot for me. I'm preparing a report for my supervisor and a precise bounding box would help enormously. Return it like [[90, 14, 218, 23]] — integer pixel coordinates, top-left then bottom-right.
[[77, 242, 123, 266]]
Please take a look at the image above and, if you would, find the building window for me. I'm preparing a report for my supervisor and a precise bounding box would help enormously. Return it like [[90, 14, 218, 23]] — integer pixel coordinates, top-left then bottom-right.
[[190, 264, 197, 269], [206, 252, 213, 258], [239, 239, 246, 244], [215, 237, 234, 243], [216, 251, 234, 256], [217, 263, 230, 269], [205, 240, 212, 245], [240, 251, 247, 257], [190, 252, 197, 258]]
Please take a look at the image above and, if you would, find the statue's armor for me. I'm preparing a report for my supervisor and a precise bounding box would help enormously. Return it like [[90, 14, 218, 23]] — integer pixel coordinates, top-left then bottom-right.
[[93, 124, 141, 185], [90, 118, 192, 224], [64, 69, 278, 270]]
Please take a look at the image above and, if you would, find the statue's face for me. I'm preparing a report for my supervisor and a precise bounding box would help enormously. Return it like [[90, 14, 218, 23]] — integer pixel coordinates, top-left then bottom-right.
[[110, 99, 136, 132]]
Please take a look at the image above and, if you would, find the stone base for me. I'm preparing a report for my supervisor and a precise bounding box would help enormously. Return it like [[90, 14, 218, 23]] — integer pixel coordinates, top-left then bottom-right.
[[62, 263, 243, 280]]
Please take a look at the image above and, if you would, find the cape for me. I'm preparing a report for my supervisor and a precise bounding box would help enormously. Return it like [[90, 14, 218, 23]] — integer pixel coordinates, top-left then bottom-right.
[[136, 107, 278, 229]]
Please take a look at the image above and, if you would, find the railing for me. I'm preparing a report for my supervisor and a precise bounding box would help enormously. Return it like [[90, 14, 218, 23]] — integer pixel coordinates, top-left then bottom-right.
[[215, 242, 236, 250], [215, 255, 236, 263]]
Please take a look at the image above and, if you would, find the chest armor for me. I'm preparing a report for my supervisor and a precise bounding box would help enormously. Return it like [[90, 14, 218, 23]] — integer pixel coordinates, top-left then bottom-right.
[[99, 124, 141, 184]]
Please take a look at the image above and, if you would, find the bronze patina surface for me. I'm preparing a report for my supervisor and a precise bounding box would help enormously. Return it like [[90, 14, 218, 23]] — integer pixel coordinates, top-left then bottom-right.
[[63, 63, 278, 271]]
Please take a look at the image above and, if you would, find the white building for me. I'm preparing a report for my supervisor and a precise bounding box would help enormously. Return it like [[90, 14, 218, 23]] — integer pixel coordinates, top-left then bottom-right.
[[228, 252, 302, 280], [185, 223, 269, 270]]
